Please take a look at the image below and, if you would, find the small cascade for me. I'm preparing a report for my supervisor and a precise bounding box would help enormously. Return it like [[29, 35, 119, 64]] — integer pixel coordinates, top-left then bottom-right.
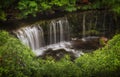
[[14, 25, 45, 50], [13, 11, 113, 57], [94, 15, 98, 32], [102, 13, 106, 35], [82, 13, 86, 37], [3, 11, 115, 59], [88, 19, 92, 36], [13, 18, 80, 56], [49, 18, 70, 44]]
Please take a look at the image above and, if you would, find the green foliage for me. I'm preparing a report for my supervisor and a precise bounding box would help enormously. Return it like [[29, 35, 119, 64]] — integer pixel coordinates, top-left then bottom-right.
[[0, 31, 36, 77], [0, 0, 15, 8], [17, 0, 77, 18], [65, 5, 77, 12], [1, 0, 120, 20], [0, 10, 6, 21], [0, 0, 17, 20], [85, 30, 99, 35], [34, 55, 81, 77], [75, 34, 120, 77], [18, 0, 38, 18], [0, 0, 77, 20], [112, 4, 120, 14], [0, 30, 120, 77], [101, 0, 120, 14], [40, 2, 51, 11]]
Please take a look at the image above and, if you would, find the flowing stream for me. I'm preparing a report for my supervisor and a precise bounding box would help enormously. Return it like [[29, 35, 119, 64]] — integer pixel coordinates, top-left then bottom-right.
[[13, 18, 82, 56], [13, 11, 114, 57], [14, 25, 45, 50]]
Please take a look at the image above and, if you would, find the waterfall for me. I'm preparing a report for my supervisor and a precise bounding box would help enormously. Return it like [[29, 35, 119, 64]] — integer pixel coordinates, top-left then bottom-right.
[[49, 18, 70, 44], [88, 19, 92, 36], [13, 18, 73, 56], [82, 13, 86, 37], [102, 13, 106, 35], [12, 11, 113, 57], [94, 15, 97, 30], [14, 25, 45, 50]]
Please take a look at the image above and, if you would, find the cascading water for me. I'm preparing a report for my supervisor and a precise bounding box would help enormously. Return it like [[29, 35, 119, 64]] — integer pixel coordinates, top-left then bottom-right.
[[49, 18, 70, 44], [13, 11, 114, 57], [82, 13, 86, 38], [13, 18, 82, 56], [14, 25, 45, 50], [102, 13, 106, 35]]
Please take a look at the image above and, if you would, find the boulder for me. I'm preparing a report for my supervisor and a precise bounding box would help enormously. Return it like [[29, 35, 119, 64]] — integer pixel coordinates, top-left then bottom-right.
[[71, 36, 108, 50], [39, 48, 76, 61]]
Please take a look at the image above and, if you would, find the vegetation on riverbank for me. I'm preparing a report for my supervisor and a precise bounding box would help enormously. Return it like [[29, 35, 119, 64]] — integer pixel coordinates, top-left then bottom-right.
[[0, 0, 120, 77], [0, 31, 120, 77]]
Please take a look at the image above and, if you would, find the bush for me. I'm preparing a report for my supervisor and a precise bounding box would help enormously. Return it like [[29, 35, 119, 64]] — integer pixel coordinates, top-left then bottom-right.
[[36, 56, 81, 77], [0, 31, 81, 77], [75, 34, 120, 77], [0, 31, 36, 77], [0, 30, 120, 77]]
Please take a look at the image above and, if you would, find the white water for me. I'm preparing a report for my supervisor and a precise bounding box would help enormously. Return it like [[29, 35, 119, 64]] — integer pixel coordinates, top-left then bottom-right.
[[49, 18, 70, 44], [14, 25, 45, 50], [14, 18, 83, 56]]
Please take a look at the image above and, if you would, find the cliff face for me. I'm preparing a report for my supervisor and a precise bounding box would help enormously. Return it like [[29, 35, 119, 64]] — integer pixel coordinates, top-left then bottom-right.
[[67, 10, 115, 38], [0, 10, 116, 39]]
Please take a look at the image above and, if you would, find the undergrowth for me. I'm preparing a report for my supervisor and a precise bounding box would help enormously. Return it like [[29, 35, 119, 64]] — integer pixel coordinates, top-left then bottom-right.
[[0, 30, 120, 77]]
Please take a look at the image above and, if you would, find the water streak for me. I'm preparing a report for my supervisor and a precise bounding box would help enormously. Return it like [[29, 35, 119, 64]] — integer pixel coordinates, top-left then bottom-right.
[[82, 13, 86, 37], [49, 18, 70, 44], [14, 18, 72, 56], [102, 13, 106, 35], [14, 25, 45, 51]]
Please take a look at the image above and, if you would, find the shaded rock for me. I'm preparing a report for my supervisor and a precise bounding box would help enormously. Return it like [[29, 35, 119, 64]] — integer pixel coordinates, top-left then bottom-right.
[[71, 36, 108, 50], [38, 48, 77, 61]]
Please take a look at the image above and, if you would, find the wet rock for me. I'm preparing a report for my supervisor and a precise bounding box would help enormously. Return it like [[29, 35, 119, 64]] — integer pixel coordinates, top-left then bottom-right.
[[39, 48, 77, 61], [71, 36, 108, 50]]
